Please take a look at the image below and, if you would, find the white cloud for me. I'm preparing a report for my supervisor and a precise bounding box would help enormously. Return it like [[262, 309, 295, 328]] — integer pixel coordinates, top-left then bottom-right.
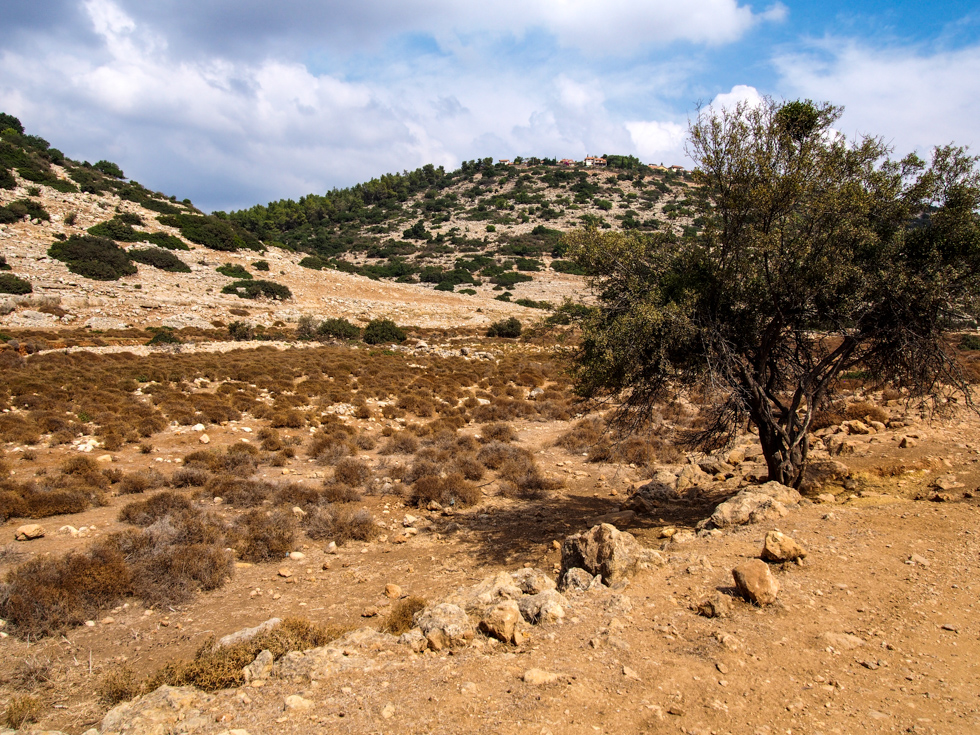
[[625, 120, 687, 164], [773, 41, 980, 156], [710, 83, 764, 110]]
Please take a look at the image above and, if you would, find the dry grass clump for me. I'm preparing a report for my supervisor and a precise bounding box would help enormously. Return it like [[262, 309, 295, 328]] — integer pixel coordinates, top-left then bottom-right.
[[378, 431, 419, 455], [60, 455, 111, 489], [118, 468, 168, 494], [98, 664, 140, 706], [451, 453, 486, 481], [0, 479, 91, 521], [272, 481, 321, 509], [322, 481, 362, 503], [171, 466, 211, 487], [118, 491, 193, 526], [232, 509, 295, 562], [845, 400, 889, 424], [381, 596, 427, 635], [4, 695, 41, 729], [409, 472, 481, 508], [333, 457, 372, 487], [307, 427, 355, 464], [301, 504, 379, 544], [203, 475, 275, 507], [258, 427, 283, 451], [555, 416, 604, 454], [477, 441, 533, 470], [147, 617, 345, 692], [11, 655, 52, 690], [481, 422, 518, 443]]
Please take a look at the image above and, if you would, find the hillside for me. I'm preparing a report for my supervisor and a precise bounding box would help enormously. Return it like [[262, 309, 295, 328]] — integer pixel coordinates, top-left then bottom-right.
[[1, 117, 696, 337]]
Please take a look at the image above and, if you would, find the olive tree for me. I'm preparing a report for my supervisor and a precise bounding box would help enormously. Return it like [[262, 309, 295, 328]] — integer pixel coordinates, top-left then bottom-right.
[[566, 98, 980, 488]]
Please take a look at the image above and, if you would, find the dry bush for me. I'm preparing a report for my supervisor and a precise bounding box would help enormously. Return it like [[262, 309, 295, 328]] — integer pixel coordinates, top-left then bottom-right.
[[381, 596, 427, 635], [307, 430, 354, 464], [171, 466, 211, 488], [378, 432, 419, 455], [270, 410, 305, 428], [146, 617, 344, 692], [481, 422, 517, 443], [183, 449, 225, 472], [477, 441, 533, 471], [258, 427, 283, 451], [11, 655, 52, 690], [118, 491, 193, 526], [301, 506, 336, 541], [332, 506, 380, 544], [0, 480, 90, 521], [4, 695, 41, 729], [452, 454, 486, 481], [272, 482, 321, 509], [333, 457, 372, 487], [118, 469, 168, 495], [60, 455, 110, 489], [810, 401, 846, 431], [454, 434, 480, 453], [355, 432, 377, 450], [409, 472, 481, 508], [322, 481, 362, 503], [204, 476, 275, 507], [500, 465, 562, 500], [845, 401, 889, 424], [233, 509, 295, 562], [614, 437, 657, 466], [555, 416, 604, 454], [98, 664, 139, 706], [587, 440, 613, 463]]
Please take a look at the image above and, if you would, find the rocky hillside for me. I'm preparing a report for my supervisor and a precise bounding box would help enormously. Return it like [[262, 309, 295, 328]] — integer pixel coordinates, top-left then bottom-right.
[[0, 116, 695, 334]]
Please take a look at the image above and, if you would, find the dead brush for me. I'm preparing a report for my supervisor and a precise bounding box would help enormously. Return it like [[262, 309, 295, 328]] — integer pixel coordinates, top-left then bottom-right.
[[204, 475, 275, 507], [307, 429, 354, 464], [118, 468, 168, 495], [0, 480, 90, 521], [480, 422, 518, 443], [118, 491, 193, 526], [322, 481, 362, 503], [332, 506, 381, 544], [258, 427, 283, 451], [11, 655, 52, 690], [451, 453, 486, 481], [232, 509, 295, 562], [555, 416, 604, 454], [409, 472, 481, 508], [4, 695, 41, 729], [378, 431, 419, 455], [170, 466, 211, 488], [845, 401, 889, 424], [381, 596, 427, 635], [333, 457, 372, 487], [476, 441, 533, 471], [97, 664, 140, 706], [144, 617, 347, 692]]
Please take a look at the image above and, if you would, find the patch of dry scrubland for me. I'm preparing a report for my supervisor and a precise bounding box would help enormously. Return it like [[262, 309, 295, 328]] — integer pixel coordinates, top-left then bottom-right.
[[0, 337, 979, 733]]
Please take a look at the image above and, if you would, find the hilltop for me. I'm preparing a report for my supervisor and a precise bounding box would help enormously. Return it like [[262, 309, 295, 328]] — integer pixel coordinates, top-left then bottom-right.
[[1, 115, 696, 338]]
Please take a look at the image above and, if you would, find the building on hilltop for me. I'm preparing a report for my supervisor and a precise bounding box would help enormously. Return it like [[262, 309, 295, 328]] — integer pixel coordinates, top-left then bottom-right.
[[559, 158, 576, 167], [584, 156, 607, 167]]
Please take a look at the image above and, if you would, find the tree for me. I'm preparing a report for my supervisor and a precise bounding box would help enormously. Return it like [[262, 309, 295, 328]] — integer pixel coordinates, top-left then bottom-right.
[[566, 98, 980, 488]]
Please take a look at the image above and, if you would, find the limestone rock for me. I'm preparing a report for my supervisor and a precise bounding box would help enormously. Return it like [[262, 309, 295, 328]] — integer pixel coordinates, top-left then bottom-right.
[[216, 618, 281, 649], [384, 583, 402, 599], [696, 593, 733, 618], [510, 568, 556, 595], [414, 603, 474, 650], [478, 600, 524, 645], [560, 523, 644, 587], [242, 650, 273, 683], [14, 523, 45, 541], [446, 571, 522, 615], [284, 694, 313, 710], [398, 628, 427, 653], [761, 530, 806, 562], [800, 460, 850, 492], [822, 632, 865, 650], [698, 457, 734, 476], [585, 510, 636, 528], [101, 685, 214, 735], [558, 567, 595, 592], [704, 482, 801, 529], [732, 559, 780, 605], [517, 589, 567, 624], [523, 668, 560, 686]]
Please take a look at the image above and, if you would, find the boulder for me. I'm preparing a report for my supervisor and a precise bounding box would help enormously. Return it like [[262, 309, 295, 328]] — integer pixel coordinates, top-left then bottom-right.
[[698, 457, 734, 476], [558, 567, 595, 592], [242, 650, 274, 683], [517, 590, 567, 624], [696, 593, 733, 618], [510, 568, 556, 595], [478, 600, 524, 645], [761, 530, 807, 562], [560, 523, 644, 586], [217, 618, 282, 649], [14, 523, 45, 541], [445, 572, 522, 615], [704, 482, 802, 529], [732, 559, 780, 605], [101, 685, 214, 735], [414, 603, 474, 650], [799, 460, 850, 493]]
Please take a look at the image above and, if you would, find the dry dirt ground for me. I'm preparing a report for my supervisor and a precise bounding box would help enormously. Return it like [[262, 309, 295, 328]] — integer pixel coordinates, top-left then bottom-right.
[[1, 340, 980, 734]]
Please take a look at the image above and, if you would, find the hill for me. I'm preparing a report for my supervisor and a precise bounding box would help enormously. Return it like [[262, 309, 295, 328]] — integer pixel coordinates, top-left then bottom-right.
[[1, 115, 696, 338]]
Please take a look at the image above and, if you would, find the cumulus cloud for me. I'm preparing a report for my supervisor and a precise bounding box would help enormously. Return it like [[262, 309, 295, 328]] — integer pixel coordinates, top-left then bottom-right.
[[625, 120, 687, 165], [710, 83, 764, 110], [773, 41, 980, 156]]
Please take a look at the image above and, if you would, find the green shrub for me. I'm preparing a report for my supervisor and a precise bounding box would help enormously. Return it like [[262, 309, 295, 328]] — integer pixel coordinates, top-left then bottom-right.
[[217, 263, 251, 279], [48, 235, 136, 280], [221, 279, 292, 300], [298, 255, 328, 270], [491, 271, 533, 288], [0, 167, 16, 189], [317, 318, 360, 340], [142, 232, 189, 250], [959, 334, 980, 351], [228, 321, 255, 340], [0, 254, 9, 270], [0, 273, 33, 294], [550, 259, 587, 275], [515, 298, 551, 310], [157, 213, 261, 252], [130, 247, 190, 273], [363, 318, 406, 344], [487, 317, 522, 338], [0, 198, 50, 224], [146, 330, 181, 346], [94, 160, 125, 178], [252, 259, 270, 271], [88, 218, 143, 241], [64, 211, 78, 226]]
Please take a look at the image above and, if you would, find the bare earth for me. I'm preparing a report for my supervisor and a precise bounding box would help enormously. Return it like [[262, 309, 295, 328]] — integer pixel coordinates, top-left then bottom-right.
[[1, 376, 979, 735]]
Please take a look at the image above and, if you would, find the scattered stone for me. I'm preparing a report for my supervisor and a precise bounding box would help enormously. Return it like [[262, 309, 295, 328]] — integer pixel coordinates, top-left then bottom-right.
[[277, 567, 293, 578], [217, 618, 282, 649], [696, 593, 733, 619], [899, 436, 916, 449], [242, 650, 274, 683], [585, 510, 637, 528], [523, 668, 560, 686], [559, 567, 595, 592], [518, 589, 567, 624], [908, 554, 930, 567], [288, 551, 305, 560], [704, 482, 802, 529], [511, 568, 557, 595], [478, 600, 524, 645], [14, 523, 45, 541], [385, 583, 402, 599], [381, 702, 395, 719], [101, 685, 214, 734], [415, 603, 474, 650], [800, 460, 850, 492], [96, 454, 113, 463], [284, 694, 313, 711], [199, 433, 211, 444], [325, 542, 338, 554], [761, 531, 807, 562], [816, 493, 836, 504], [822, 632, 865, 650], [732, 559, 780, 605], [398, 628, 427, 653], [361, 606, 380, 618], [623, 665, 642, 681], [192, 423, 206, 432], [560, 523, 645, 587]]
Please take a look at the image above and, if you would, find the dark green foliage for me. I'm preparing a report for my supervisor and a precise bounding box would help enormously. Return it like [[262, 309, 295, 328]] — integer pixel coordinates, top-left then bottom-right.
[[158, 213, 262, 252], [317, 318, 360, 340], [228, 321, 255, 340], [116, 212, 144, 226], [487, 317, 522, 338], [129, 247, 191, 273], [93, 160, 125, 178], [252, 259, 270, 271], [515, 298, 551, 310], [0, 198, 50, 224], [514, 257, 543, 272], [48, 235, 136, 280], [491, 271, 533, 288], [403, 220, 432, 240], [146, 330, 181, 346], [0, 167, 15, 190], [0, 254, 9, 270], [959, 334, 980, 351], [88, 218, 143, 241], [0, 113, 25, 134], [216, 263, 251, 279], [221, 279, 292, 300], [142, 232, 189, 250], [550, 259, 587, 275], [298, 255, 329, 270], [363, 318, 406, 344], [68, 166, 111, 194], [0, 273, 33, 294]]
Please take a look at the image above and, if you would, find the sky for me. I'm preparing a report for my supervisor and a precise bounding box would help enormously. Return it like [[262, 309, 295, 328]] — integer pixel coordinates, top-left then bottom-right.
[[1, 1, 978, 213]]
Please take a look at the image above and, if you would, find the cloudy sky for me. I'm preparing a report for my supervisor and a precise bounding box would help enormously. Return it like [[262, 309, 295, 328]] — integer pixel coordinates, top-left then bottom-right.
[[2, 1, 978, 212]]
